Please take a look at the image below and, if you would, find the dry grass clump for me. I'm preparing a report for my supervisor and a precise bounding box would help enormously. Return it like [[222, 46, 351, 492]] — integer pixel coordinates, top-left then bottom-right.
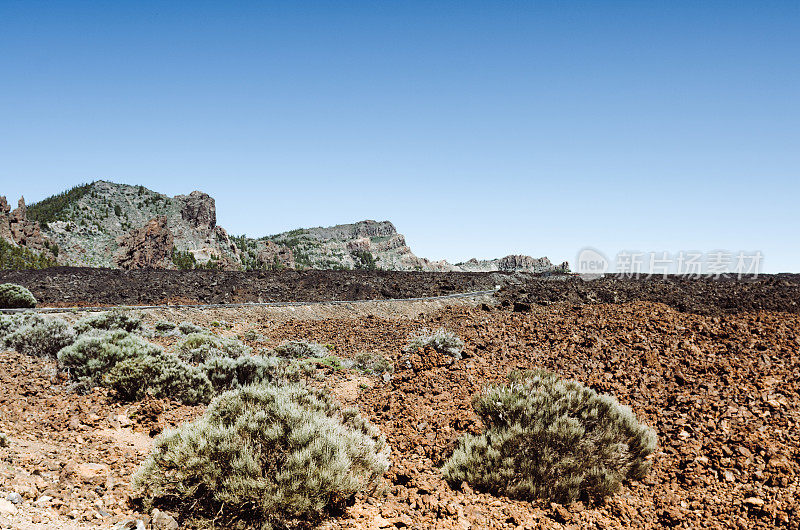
[[405, 328, 463, 359], [134, 383, 390, 529], [0, 283, 37, 308], [442, 369, 656, 504], [3, 314, 75, 358], [74, 310, 142, 334], [105, 353, 212, 405], [202, 355, 300, 392], [175, 332, 251, 363], [273, 339, 330, 358]]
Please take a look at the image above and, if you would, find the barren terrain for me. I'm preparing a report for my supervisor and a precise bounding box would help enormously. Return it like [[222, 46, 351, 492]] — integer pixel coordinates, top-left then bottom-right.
[[0, 275, 798, 529]]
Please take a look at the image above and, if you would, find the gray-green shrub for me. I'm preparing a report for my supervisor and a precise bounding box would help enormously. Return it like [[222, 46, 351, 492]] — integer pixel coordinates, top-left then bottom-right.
[[202, 355, 299, 392], [353, 351, 394, 374], [175, 332, 251, 363], [3, 314, 75, 357], [177, 321, 204, 334], [134, 383, 390, 529], [273, 339, 329, 358], [405, 328, 463, 359], [441, 369, 656, 504], [57, 330, 160, 387], [0, 432, 8, 448], [154, 320, 176, 332], [104, 352, 212, 405], [0, 283, 37, 308], [74, 310, 142, 334]]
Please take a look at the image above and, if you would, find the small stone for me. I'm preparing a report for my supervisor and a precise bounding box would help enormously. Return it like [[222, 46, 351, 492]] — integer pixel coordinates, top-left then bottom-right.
[[723, 470, 735, 482], [151, 508, 179, 530], [34, 495, 53, 507], [0, 499, 17, 514], [5, 492, 22, 505], [744, 497, 764, 507]]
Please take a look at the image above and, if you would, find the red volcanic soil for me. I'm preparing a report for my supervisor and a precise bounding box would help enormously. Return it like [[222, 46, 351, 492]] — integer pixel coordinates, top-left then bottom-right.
[[1, 288, 798, 528]]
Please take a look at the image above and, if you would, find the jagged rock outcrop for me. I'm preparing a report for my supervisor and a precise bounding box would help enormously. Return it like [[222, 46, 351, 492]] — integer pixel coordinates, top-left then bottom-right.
[[457, 255, 569, 273], [256, 241, 295, 269], [114, 216, 174, 269], [177, 191, 216, 231], [0, 196, 56, 259]]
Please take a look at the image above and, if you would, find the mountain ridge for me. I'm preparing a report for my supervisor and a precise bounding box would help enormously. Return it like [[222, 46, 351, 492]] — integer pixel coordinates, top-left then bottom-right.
[[2, 180, 569, 273]]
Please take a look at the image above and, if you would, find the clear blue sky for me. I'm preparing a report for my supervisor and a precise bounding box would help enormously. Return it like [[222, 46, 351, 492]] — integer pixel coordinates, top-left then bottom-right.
[[1, 1, 797, 272]]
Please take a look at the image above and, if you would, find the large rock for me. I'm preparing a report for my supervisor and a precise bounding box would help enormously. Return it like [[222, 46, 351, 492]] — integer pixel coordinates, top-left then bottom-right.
[[177, 190, 216, 231], [114, 216, 174, 269]]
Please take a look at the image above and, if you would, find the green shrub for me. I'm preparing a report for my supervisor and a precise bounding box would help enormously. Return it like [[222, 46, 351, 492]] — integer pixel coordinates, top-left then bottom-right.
[[0, 283, 37, 308], [104, 352, 212, 405], [3, 314, 75, 357], [74, 310, 142, 334], [0, 432, 8, 448], [353, 351, 394, 374], [175, 333, 251, 363], [273, 339, 329, 358], [134, 383, 389, 529], [405, 328, 463, 359], [57, 330, 160, 387], [177, 321, 204, 334], [441, 370, 657, 504], [202, 355, 300, 392], [154, 320, 176, 332]]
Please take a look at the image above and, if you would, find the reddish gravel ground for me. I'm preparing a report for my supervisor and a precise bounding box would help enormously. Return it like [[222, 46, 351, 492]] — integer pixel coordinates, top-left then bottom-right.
[[0, 289, 798, 528]]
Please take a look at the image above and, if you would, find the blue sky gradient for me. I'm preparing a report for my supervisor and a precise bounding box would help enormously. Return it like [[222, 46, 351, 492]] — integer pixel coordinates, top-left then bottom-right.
[[1, 1, 798, 271]]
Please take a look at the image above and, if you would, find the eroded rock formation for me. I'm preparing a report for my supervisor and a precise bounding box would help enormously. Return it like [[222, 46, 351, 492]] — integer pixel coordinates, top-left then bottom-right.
[[0, 196, 56, 259], [114, 216, 175, 269]]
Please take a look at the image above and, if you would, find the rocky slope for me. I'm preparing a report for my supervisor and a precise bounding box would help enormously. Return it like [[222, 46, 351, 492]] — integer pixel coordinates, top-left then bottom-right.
[[4, 181, 566, 272]]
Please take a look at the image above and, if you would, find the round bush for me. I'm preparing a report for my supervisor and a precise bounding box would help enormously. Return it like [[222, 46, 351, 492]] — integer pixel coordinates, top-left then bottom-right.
[[0, 283, 37, 309], [58, 330, 161, 386], [3, 314, 75, 357], [176, 332, 251, 363], [442, 369, 657, 504], [405, 328, 463, 359], [202, 354, 299, 392], [134, 383, 390, 529], [74, 310, 142, 334], [105, 352, 212, 405]]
